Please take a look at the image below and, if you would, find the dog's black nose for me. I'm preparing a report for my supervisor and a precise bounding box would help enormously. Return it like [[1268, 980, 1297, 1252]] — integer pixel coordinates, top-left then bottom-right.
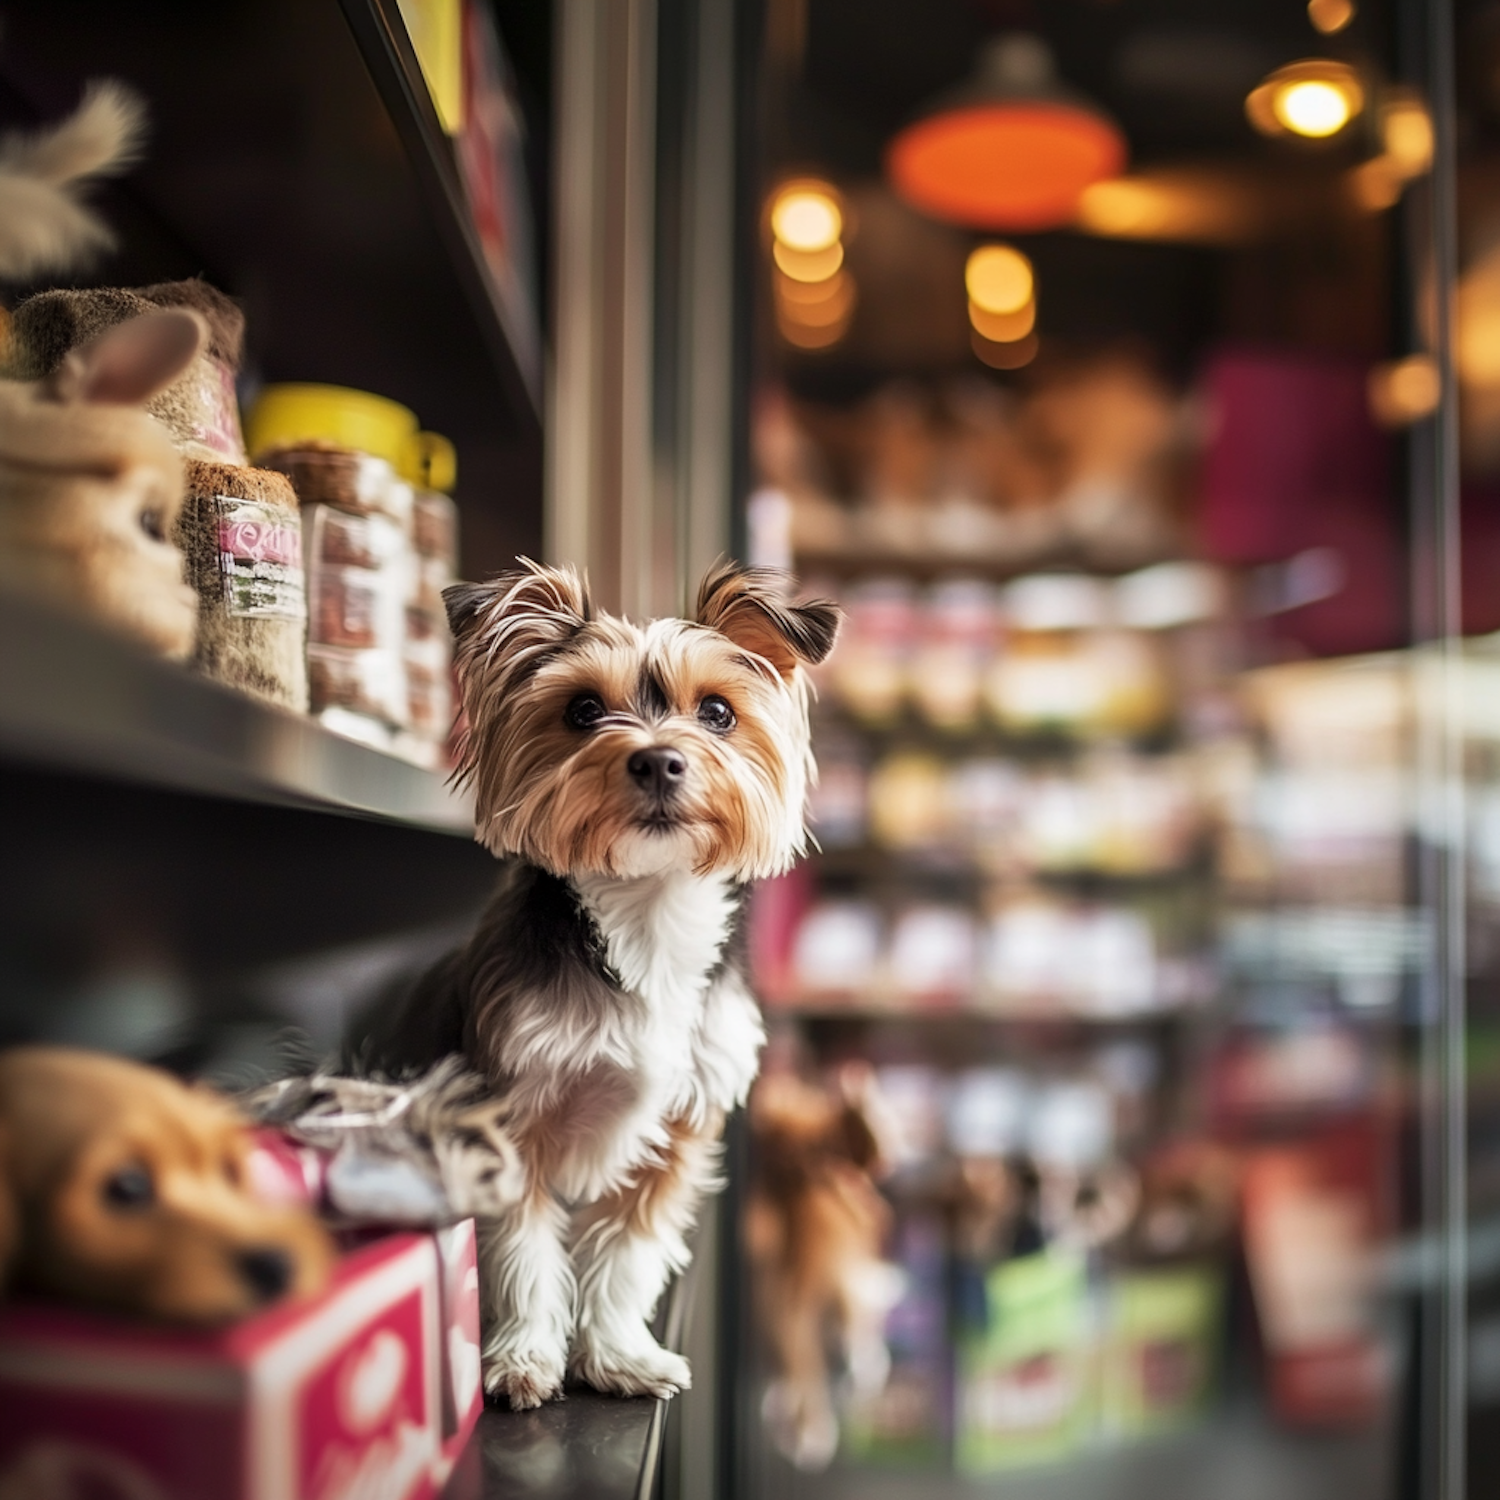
[[237, 1246, 293, 1302], [627, 746, 688, 795]]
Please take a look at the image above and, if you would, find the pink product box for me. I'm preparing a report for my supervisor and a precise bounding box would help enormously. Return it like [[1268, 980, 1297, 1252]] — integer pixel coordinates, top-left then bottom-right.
[[0, 1223, 483, 1500]]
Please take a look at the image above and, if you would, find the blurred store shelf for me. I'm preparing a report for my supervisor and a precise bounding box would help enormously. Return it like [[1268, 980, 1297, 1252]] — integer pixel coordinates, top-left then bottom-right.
[[0, 590, 471, 832], [754, 1387, 1387, 1500], [771, 1002, 1194, 1026]]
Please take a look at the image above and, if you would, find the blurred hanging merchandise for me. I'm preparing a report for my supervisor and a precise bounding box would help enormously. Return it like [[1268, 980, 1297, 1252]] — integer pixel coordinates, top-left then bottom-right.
[[751, 357, 1188, 574], [886, 35, 1127, 231]]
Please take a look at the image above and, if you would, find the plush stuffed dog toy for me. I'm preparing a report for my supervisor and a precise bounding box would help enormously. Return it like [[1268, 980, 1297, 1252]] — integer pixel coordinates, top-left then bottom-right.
[[356, 559, 840, 1409], [745, 1068, 899, 1470], [0, 308, 204, 659], [0, 1047, 334, 1323], [0, 78, 202, 661]]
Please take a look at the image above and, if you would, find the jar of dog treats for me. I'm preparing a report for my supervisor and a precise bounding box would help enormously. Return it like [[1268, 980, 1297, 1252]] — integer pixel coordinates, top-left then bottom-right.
[[178, 460, 309, 711], [248, 385, 420, 750]]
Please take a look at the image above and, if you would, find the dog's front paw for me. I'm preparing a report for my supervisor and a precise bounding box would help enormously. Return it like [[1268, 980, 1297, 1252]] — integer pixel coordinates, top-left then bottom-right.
[[483, 1347, 567, 1411], [571, 1337, 692, 1401]]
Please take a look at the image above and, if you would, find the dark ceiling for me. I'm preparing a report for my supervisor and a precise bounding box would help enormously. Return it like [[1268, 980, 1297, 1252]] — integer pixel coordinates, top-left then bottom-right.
[[762, 0, 1408, 392], [774, 0, 1394, 178]]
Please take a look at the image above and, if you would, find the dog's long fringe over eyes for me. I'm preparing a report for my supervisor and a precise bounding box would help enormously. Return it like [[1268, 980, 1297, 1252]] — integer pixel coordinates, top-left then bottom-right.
[[443, 560, 840, 882]]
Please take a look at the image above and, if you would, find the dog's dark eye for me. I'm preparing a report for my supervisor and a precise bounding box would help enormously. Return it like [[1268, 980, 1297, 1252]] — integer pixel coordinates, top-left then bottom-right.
[[698, 695, 736, 733], [102, 1164, 155, 1211], [138, 509, 165, 542], [565, 693, 607, 730]]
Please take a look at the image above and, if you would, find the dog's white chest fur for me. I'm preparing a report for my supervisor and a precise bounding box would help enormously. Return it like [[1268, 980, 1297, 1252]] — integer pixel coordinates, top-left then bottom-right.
[[541, 869, 756, 1201], [575, 869, 734, 1029]]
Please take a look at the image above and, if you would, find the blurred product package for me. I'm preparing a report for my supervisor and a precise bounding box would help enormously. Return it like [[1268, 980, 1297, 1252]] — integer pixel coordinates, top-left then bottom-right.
[[843, 1214, 950, 1466], [0, 1223, 482, 1500], [1240, 1123, 1391, 1427], [455, 0, 540, 379], [957, 1247, 1093, 1472], [1102, 1265, 1223, 1439]]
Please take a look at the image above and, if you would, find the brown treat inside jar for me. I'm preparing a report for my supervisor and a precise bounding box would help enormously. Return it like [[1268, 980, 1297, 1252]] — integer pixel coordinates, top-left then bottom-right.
[[258, 443, 388, 516], [176, 459, 309, 711]]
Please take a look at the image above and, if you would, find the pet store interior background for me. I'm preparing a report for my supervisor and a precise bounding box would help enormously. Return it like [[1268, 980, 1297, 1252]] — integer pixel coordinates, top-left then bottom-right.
[[3, 0, 1500, 1496]]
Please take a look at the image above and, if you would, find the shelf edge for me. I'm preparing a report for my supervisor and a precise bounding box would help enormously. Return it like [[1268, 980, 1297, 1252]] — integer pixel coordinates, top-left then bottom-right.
[[337, 0, 543, 429]]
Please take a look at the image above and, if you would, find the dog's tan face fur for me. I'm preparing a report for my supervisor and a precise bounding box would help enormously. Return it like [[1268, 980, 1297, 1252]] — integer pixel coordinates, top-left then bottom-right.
[[0, 1047, 334, 1323], [445, 561, 841, 881]]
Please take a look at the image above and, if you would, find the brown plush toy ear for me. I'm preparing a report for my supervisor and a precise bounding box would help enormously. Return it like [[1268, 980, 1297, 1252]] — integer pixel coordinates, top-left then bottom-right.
[[695, 561, 841, 677], [46, 306, 208, 406]]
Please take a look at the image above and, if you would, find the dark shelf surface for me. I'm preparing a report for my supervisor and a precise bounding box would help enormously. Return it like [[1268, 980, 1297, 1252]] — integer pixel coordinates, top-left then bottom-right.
[[0, 0, 544, 572], [0, 589, 471, 831], [444, 1390, 665, 1500], [440, 1268, 691, 1500]]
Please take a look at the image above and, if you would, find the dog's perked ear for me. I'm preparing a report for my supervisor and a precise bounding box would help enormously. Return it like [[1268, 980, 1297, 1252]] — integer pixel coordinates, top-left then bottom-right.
[[442, 559, 594, 660], [695, 561, 841, 678], [443, 560, 596, 791]]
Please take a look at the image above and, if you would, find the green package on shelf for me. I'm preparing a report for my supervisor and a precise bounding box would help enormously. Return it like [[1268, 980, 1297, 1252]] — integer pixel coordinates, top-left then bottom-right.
[[956, 1247, 1094, 1473], [1102, 1263, 1223, 1439]]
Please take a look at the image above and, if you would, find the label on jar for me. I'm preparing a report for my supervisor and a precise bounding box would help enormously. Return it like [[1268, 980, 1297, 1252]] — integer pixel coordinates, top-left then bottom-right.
[[191, 358, 248, 464], [216, 496, 306, 620]]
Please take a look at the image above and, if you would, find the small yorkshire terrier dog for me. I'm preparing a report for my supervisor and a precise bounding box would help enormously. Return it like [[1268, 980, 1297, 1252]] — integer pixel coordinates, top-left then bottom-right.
[[360, 559, 840, 1409]]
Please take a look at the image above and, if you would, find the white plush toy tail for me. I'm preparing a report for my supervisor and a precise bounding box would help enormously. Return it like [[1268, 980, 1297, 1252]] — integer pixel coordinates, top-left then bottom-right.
[[0, 80, 146, 281]]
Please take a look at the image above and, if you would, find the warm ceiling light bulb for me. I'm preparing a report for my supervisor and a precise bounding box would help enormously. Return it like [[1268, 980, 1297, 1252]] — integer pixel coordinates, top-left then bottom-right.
[[1348, 156, 1402, 211], [1277, 80, 1352, 136], [972, 330, 1038, 370], [1247, 60, 1364, 140], [1308, 0, 1355, 34], [772, 239, 844, 283], [776, 271, 856, 327], [770, 183, 843, 253], [1382, 92, 1434, 177], [1368, 355, 1439, 426], [1076, 179, 1159, 236], [969, 298, 1036, 343], [966, 245, 1034, 315]]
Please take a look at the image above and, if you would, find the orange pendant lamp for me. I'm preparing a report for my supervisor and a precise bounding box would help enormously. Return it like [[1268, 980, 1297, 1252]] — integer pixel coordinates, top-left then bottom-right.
[[887, 35, 1127, 232]]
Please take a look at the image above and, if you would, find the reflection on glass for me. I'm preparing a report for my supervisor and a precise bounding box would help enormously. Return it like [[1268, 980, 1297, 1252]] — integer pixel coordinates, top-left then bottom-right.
[[736, 2, 1462, 1497]]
